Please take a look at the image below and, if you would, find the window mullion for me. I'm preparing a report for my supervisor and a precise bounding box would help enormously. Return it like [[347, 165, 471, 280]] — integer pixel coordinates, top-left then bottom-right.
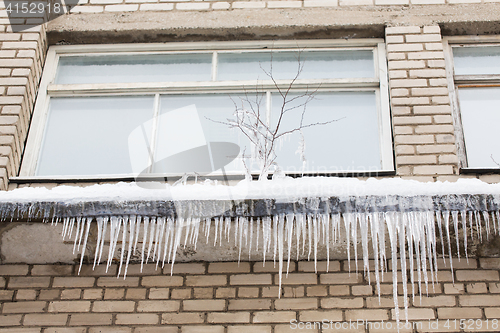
[[212, 52, 218, 82], [147, 93, 161, 173]]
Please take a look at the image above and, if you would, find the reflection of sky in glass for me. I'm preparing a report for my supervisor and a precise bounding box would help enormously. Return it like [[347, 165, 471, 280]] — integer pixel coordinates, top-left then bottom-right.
[[458, 87, 500, 168], [272, 91, 381, 172], [453, 46, 500, 75], [218, 50, 375, 81], [55, 53, 212, 84]]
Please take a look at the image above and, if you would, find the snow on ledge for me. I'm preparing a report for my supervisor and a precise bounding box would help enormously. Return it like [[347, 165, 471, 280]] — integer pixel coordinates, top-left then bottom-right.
[[2, 177, 500, 203]]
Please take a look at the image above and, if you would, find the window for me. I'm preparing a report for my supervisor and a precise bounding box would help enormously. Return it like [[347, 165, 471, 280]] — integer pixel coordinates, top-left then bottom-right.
[[19, 40, 393, 180], [445, 37, 500, 171]]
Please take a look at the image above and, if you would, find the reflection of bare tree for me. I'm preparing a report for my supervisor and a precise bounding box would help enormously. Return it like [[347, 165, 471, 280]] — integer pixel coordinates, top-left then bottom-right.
[[491, 154, 500, 168], [215, 50, 339, 180]]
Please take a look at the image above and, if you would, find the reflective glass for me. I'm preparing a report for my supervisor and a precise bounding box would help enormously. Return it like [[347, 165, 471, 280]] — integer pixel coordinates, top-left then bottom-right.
[[55, 53, 213, 84], [37, 96, 155, 176], [218, 50, 375, 81], [154, 94, 261, 174], [453, 46, 500, 75], [458, 87, 500, 168], [271, 91, 381, 173]]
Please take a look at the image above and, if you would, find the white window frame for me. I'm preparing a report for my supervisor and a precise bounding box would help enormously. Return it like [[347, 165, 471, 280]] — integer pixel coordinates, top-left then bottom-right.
[[444, 36, 500, 171], [18, 39, 393, 181]]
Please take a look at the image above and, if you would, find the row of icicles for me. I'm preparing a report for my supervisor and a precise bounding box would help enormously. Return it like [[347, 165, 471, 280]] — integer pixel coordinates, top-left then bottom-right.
[[55, 209, 500, 325]]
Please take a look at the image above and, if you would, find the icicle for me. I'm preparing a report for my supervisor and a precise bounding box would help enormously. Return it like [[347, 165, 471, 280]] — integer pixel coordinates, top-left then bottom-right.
[[118, 217, 127, 277], [359, 213, 370, 284], [141, 217, 150, 272], [460, 211, 468, 261], [385, 212, 400, 326], [451, 211, 460, 260], [78, 218, 92, 274], [124, 216, 136, 278]]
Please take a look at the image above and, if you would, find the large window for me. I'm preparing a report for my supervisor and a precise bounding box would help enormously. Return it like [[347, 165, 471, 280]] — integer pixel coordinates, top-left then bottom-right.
[[445, 37, 500, 171], [19, 40, 393, 180]]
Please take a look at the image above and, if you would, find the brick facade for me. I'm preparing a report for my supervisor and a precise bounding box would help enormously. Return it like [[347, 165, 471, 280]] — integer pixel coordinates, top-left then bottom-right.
[[0, 260, 498, 331], [1, 0, 500, 331]]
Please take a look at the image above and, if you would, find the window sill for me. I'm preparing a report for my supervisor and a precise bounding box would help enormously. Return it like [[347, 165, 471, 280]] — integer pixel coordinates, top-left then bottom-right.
[[460, 168, 500, 175]]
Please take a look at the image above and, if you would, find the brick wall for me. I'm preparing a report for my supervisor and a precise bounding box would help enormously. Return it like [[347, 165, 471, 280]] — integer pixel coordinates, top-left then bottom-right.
[[0, 259, 499, 332]]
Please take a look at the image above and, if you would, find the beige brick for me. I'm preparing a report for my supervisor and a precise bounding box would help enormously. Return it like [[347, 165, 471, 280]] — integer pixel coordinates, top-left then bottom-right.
[[412, 295, 455, 307], [15, 289, 37, 300], [8, 277, 50, 288], [89, 328, 131, 333], [61, 289, 82, 300], [298, 261, 340, 272], [480, 258, 500, 269], [413, 105, 451, 115], [3, 301, 46, 313], [137, 300, 180, 312], [321, 297, 364, 308], [386, 26, 421, 34], [232, 1, 266, 8], [299, 310, 342, 322], [351, 285, 373, 296], [69, 314, 112, 326], [388, 53, 407, 61], [303, 0, 338, 7], [92, 301, 135, 312], [456, 270, 499, 281], [268, 1, 302, 7], [104, 4, 139, 11], [216, 287, 236, 298], [163, 263, 206, 275], [484, 307, 500, 319], [97, 277, 139, 287], [413, 165, 453, 175], [392, 97, 430, 105], [79, 265, 117, 276], [142, 276, 183, 287], [238, 287, 259, 298], [396, 145, 415, 155], [104, 288, 124, 300], [0, 314, 22, 326], [395, 135, 434, 144], [389, 70, 408, 79], [460, 295, 500, 306], [149, 288, 170, 299], [386, 35, 404, 43], [388, 60, 426, 70], [162, 312, 204, 324], [140, 3, 174, 10], [230, 274, 271, 285], [186, 275, 227, 287], [115, 314, 159, 325], [320, 273, 362, 284], [410, 69, 446, 78], [53, 277, 95, 288], [253, 311, 296, 323], [329, 285, 350, 296], [126, 288, 146, 299], [46, 328, 86, 333], [392, 308, 435, 320], [466, 282, 488, 293], [83, 289, 103, 300], [176, 2, 210, 9], [207, 312, 250, 323], [278, 273, 317, 285], [123, 264, 161, 276], [182, 327, 224, 333], [489, 283, 500, 293], [393, 116, 432, 125], [194, 288, 214, 299], [397, 155, 437, 165], [23, 314, 68, 326], [391, 88, 410, 97], [254, 262, 296, 273], [438, 307, 482, 319], [366, 296, 409, 308], [209, 262, 250, 273], [212, 2, 231, 9], [0, 265, 29, 276], [387, 44, 423, 53], [0, 290, 14, 301], [48, 301, 91, 313], [346, 309, 389, 321], [275, 298, 317, 310], [406, 34, 441, 43], [408, 51, 445, 60], [38, 290, 61, 301], [417, 144, 455, 154], [307, 285, 328, 296], [229, 299, 271, 310], [183, 299, 225, 311]]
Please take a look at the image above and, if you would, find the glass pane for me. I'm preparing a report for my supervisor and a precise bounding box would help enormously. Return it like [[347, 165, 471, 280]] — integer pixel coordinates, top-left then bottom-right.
[[37, 96, 155, 176], [55, 53, 213, 84], [217, 50, 374, 81], [453, 46, 500, 75], [154, 94, 261, 174], [458, 87, 500, 168], [271, 91, 381, 173]]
